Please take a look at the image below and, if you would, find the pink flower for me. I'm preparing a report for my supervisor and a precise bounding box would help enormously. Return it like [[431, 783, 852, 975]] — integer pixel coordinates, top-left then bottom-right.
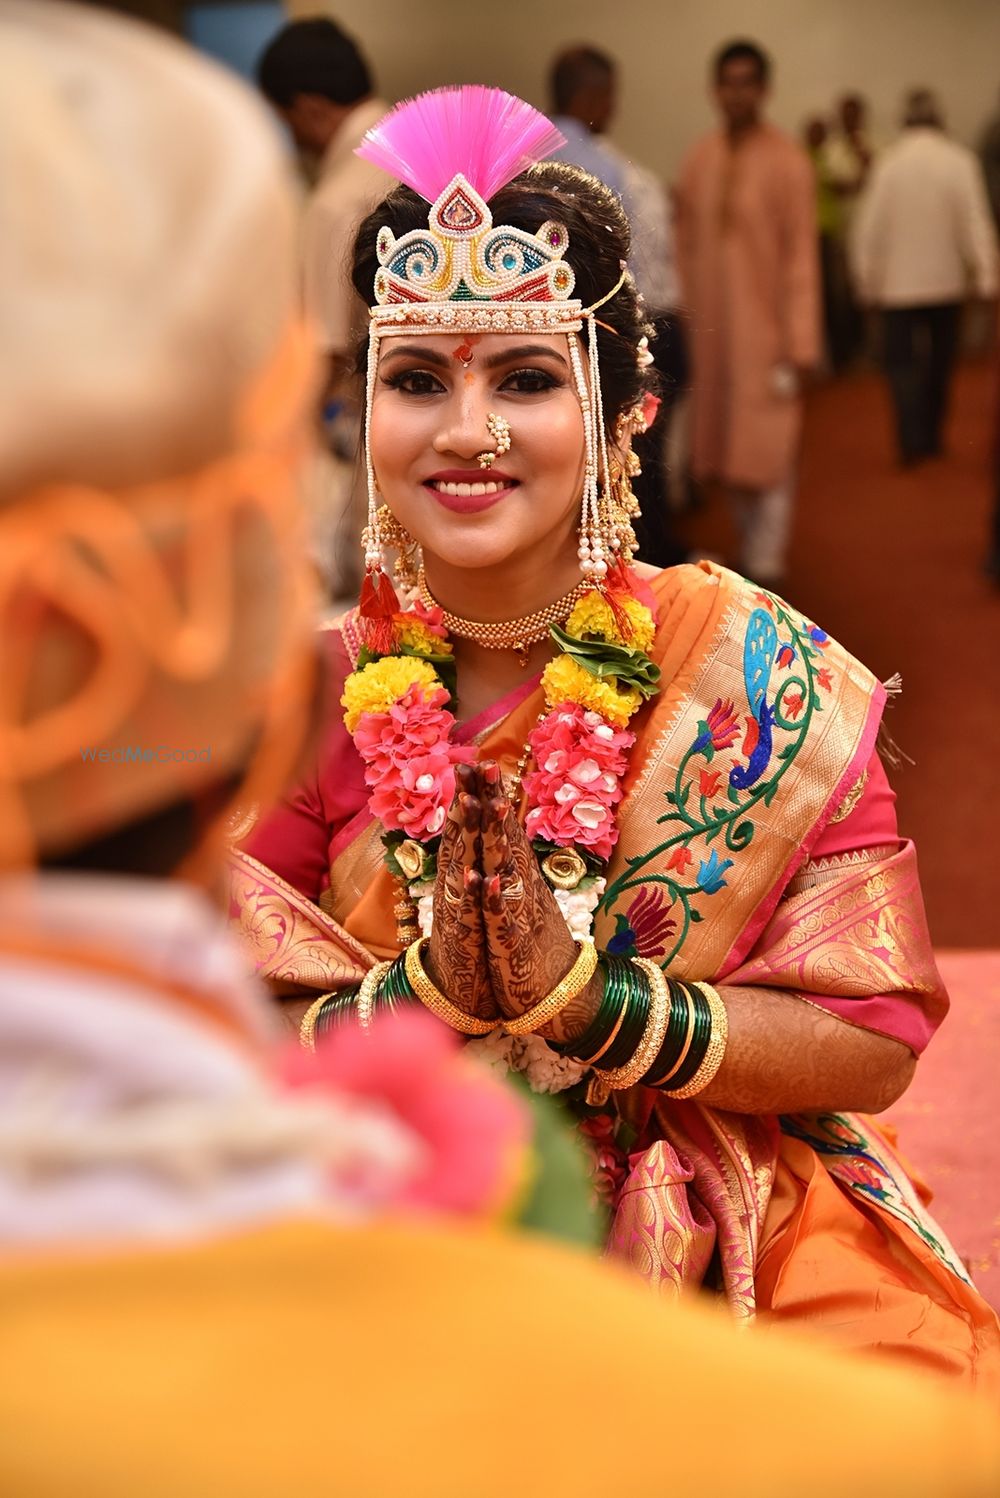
[[639, 391, 661, 433], [354, 683, 473, 838], [407, 598, 448, 639], [281, 1010, 530, 1219], [522, 702, 634, 859], [624, 568, 658, 614]]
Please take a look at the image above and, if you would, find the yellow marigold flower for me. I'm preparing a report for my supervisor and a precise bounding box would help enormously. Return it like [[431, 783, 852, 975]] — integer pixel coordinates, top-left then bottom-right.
[[565, 590, 656, 651], [342, 655, 441, 732], [395, 619, 453, 657], [541, 655, 642, 728]]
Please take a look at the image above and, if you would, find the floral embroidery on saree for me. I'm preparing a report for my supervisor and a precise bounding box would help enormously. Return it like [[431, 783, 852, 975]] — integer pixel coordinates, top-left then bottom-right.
[[600, 586, 847, 967], [779, 1112, 973, 1286]]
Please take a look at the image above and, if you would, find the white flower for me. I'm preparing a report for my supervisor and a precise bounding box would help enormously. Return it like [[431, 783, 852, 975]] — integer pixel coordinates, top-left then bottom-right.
[[411, 885, 434, 938], [552, 880, 605, 942], [510, 1034, 588, 1095], [465, 1031, 517, 1075], [466, 1032, 587, 1095]]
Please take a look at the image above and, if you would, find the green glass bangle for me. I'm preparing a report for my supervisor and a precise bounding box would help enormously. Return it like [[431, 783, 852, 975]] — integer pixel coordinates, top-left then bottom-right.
[[313, 984, 363, 1039], [313, 956, 417, 1039], [553, 953, 623, 1060], [596, 959, 651, 1070], [660, 984, 713, 1092], [644, 978, 696, 1087]]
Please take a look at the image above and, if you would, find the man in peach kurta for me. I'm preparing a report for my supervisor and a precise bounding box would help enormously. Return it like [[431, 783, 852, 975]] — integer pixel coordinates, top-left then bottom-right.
[[676, 40, 820, 585]]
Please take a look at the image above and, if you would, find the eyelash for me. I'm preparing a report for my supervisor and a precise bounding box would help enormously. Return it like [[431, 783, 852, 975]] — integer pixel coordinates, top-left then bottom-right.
[[381, 367, 562, 397]]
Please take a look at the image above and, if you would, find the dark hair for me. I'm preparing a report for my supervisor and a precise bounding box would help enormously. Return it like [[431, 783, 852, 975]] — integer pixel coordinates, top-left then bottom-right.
[[351, 162, 653, 433], [550, 46, 615, 115], [713, 39, 771, 85], [257, 18, 371, 108]]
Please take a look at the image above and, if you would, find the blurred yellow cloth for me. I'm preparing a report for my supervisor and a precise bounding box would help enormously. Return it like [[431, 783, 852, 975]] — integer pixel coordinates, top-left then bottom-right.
[[0, 1218, 997, 1498]]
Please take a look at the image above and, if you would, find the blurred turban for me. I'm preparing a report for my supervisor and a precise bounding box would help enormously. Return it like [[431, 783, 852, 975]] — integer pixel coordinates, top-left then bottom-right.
[[0, 0, 319, 870]]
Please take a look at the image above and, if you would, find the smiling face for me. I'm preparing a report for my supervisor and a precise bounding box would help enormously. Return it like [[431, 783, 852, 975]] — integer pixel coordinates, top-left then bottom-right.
[[369, 331, 588, 590]]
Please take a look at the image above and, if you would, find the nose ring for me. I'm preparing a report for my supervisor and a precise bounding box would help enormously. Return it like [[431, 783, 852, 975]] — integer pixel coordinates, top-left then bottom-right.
[[476, 413, 511, 470]]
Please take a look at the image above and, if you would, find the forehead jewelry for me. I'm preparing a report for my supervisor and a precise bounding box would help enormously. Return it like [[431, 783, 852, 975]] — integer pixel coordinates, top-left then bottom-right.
[[477, 413, 511, 470]]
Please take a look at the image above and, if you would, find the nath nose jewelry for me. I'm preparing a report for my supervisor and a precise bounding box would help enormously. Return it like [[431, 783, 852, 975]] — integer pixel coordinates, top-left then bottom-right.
[[477, 413, 511, 470]]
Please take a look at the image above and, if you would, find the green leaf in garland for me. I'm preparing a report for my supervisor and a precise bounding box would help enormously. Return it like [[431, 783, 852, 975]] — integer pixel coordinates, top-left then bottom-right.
[[397, 643, 457, 704], [549, 625, 661, 699]]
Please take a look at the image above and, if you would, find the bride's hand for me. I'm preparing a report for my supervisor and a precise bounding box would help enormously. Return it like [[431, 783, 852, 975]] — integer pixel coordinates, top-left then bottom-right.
[[479, 762, 595, 1043], [424, 762, 496, 1023]]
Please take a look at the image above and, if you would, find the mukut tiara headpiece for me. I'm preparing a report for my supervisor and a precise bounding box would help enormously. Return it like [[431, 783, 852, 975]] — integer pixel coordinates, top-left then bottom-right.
[[352, 87, 633, 646]]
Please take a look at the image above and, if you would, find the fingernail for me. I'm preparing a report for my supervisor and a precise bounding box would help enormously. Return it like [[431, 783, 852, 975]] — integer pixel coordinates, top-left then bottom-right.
[[460, 794, 480, 827], [486, 874, 501, 912], [463, 866, 480, 891], [483, 762, 501, 787]]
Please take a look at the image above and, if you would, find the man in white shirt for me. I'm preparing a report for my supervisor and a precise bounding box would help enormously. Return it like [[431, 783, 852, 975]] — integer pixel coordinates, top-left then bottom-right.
[[851, 89, 998, 465]]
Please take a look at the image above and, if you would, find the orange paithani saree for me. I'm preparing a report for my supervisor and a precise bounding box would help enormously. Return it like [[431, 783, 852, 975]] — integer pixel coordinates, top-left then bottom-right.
[[231, 562, 1000, 1392]]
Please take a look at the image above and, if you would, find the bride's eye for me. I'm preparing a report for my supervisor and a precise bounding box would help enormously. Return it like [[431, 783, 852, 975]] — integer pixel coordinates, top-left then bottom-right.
[[500, 367, 562, 395], [382, 369, 445, 396]]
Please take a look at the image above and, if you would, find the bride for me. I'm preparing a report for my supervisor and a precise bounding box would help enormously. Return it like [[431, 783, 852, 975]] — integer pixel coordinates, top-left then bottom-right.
[[231, 86, 1000, 1389]]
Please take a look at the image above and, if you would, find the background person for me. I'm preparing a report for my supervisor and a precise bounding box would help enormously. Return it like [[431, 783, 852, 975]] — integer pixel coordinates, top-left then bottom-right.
[[548, 44, 688, 566], [258, 16, 394, 598], [851, 88, 999, 466], [675, 39, 820, 588]]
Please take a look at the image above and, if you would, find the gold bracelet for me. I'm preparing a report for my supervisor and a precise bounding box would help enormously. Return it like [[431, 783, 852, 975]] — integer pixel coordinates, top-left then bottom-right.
[[661, 982, 729, 1098], [357, 960, 394, 1032], [403, 938, 499, 1035], [502, 940, 599, 1036], [299, 991, 337, 1051], [592, 958, 672, 1091]]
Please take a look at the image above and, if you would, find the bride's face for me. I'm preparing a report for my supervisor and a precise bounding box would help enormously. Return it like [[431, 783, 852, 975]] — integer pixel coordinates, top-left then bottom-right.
[[369, 331, 587, 575]]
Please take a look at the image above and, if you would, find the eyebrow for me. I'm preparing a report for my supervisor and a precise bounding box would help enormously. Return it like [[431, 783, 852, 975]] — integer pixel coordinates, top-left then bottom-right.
[[379, 341, 569, 370]]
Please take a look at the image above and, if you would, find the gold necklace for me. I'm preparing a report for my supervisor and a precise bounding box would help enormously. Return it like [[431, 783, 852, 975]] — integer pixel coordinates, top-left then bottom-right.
[[417, 568, 589, 667]]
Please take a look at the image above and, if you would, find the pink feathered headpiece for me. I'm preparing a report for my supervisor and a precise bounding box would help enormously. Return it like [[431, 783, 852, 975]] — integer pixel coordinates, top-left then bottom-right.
[[356, 85, 566, 205]]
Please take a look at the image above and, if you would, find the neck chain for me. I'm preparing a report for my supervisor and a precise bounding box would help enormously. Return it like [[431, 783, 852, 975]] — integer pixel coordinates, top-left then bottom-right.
[[417, 568, 589, 667]]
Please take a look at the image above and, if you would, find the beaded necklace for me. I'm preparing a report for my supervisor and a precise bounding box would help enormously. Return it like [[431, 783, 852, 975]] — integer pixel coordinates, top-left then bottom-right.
[[416, 568, 591, 667]]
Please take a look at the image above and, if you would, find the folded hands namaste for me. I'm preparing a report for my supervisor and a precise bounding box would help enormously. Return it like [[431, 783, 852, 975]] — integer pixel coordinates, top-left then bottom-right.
[[426, 763, 595, 1040]]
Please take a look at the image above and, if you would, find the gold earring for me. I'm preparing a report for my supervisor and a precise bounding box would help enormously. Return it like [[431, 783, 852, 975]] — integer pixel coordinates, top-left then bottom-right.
[[476, 413, 511, 470], [376, 505, 420, 591], [605, 449, 642, 566]]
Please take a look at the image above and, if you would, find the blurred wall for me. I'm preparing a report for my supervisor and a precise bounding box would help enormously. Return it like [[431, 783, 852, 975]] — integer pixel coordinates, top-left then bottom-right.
[[287, 0, 1000, 177]]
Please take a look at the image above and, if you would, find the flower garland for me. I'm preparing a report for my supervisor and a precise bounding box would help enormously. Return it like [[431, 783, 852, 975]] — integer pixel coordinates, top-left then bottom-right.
[[341, 572, 660, 1090]]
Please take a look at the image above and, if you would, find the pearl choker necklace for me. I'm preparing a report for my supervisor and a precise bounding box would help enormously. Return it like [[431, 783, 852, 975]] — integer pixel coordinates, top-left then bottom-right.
[[417, 569, 589, 667]]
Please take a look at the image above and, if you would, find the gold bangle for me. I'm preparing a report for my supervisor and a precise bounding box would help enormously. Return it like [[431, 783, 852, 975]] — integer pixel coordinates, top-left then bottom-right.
[[661, 982, 729, 1099], [592, 958, 672, 1091], [299, 990, 336, 1051], [502, 940, 599, 1035], [357, 960, 394, 1032], [404, 938, 499, 1035]]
